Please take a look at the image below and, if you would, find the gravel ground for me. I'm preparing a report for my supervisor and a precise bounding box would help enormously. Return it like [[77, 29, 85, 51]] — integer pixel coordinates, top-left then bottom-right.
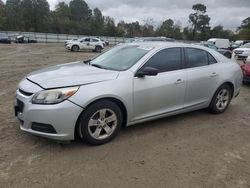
[[0, 43, 250, 188]]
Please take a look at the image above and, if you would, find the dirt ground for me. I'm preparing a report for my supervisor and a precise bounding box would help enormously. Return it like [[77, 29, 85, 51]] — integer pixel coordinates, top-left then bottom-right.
[[0, 43, 250, 188]]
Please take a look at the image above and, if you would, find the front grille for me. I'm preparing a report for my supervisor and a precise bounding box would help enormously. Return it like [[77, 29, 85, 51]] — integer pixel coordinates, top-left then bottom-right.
[[235, 50, 243, 54], [31, 123, 57, 134], [19, 89, 33, 96]]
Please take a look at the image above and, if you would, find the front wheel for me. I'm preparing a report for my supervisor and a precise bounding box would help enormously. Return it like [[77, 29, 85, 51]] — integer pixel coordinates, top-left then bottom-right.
[[209, 84, 232, 114], [71, 45, 79, 52], [78, 100, 123, 145], [95, 46, 102, 53]]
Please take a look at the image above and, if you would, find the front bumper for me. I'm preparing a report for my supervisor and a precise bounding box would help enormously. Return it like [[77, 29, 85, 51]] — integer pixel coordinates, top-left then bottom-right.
[[65, 45, 71, 50], [15, 89, 83, 141]]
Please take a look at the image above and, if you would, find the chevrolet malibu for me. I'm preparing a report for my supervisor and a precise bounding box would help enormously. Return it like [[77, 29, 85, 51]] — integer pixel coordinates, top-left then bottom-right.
[[14, 42, 243, 145]]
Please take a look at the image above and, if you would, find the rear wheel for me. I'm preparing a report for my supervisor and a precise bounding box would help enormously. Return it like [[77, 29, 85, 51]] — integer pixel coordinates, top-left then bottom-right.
[[209, 84, 232, 114], [95, 46, 102, 53], [78, 100, 123, 145], [71, 45, 79, 52]]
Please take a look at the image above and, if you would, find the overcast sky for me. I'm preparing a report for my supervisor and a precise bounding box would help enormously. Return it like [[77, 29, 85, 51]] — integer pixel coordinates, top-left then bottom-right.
[[5, 0, 250, 31]]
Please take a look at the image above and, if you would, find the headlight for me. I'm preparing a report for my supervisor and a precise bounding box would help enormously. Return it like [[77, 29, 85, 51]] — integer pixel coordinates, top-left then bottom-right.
[[32, 86, 79, 104]]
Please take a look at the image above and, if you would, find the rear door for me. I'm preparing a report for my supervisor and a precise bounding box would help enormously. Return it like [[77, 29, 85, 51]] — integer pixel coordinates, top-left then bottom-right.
[[133, 47, 187, 121], [79, 38, 90, 50], [183, 47, 220, 108], [89, 38, 99, 50]]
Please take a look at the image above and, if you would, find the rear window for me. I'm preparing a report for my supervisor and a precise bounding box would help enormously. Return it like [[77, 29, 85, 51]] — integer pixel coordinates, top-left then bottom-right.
[[208, 53, 217, 64]]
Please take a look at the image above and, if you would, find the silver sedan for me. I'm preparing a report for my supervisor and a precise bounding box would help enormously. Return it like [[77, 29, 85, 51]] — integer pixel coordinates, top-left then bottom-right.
[[15, 42, 243, 145]]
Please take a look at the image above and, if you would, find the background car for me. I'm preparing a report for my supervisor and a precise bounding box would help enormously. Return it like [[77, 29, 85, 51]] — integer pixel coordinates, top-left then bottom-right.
[[0, 33, 11, 44], [15, 35, 37, 43], [199, 42, 232, 58], [230, 40, 250, 50], [240, 57, 250, 83], [233, 43, 250, 60], [207, 38, 230, 49], [65, 37, 104, 52], [15, 42, 242, 145], [136, 37, 175, 42]]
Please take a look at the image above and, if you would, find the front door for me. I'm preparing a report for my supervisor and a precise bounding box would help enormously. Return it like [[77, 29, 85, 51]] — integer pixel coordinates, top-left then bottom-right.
[[133, 47, 187, 121]]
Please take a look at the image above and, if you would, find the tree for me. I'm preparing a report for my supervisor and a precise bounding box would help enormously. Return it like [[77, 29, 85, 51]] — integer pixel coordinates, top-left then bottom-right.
[[20, 0, 33, 31], [189, 3, 210, 39], [183, 26, 193, 40], [91, 8, 104, 35], [0, 0, 6, 29], [104, 16, 117, 36], [173, 23, 182, 40], [156, 19, 174, 38], [5, 0, 22, 30], [20, 0, 49, 32], [69, 0, 91, 21], [49, 2, 71, 33], [237, 17, 250, 40]]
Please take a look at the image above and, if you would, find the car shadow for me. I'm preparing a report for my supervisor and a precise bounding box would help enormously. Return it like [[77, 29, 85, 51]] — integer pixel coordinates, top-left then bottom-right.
[[22, 108, 211, 149]]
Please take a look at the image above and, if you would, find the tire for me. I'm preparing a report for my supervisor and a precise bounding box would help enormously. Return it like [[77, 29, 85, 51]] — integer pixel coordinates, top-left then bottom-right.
[[71, 45, 79, 52], [95, 46, 102, 53], [209, 84, 233, 114], [224, 52, 232, 59], [78, 100, 123, 145]]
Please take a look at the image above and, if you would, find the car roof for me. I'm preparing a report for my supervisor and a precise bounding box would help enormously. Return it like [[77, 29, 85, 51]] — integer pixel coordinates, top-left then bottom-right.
[[122, 41, 210, 50]]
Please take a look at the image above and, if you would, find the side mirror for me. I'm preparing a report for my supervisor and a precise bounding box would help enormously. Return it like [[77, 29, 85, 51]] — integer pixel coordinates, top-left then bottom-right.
[[135, 67, 158, 78]]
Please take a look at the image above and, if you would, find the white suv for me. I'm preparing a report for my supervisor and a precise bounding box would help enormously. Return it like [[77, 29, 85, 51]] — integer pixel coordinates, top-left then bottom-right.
[[66, 37, 104, 53]]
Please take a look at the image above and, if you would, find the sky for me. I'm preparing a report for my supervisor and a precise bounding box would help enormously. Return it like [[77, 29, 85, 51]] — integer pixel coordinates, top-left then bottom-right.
[[5, 0, 250, 31]]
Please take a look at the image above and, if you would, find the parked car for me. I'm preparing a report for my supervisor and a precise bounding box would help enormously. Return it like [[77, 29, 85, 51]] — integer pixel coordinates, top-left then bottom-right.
[[240, 57, 250, 83], [200, 42, 232, 58], [65, 37, 104, 52], [0, 33, 11, 44], [231, 40, 244, 50], [15, 42, 242, 145], [136, 37, 175, 42], [233, 43, 250, 60], [27, 36, 37, 43], [207, 38, 230, 49], [15, 35, 37, 43], [230, 40, 250, 50]]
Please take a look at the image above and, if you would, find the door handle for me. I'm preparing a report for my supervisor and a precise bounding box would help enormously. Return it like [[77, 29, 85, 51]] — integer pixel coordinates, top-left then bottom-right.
[[175, 79, 184, 84], [210, 72, 218, 77]]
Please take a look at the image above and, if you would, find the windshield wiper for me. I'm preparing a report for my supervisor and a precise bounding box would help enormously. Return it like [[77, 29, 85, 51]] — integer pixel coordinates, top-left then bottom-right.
[[83, 59, 91, 64], [91, 64, 105, 69]]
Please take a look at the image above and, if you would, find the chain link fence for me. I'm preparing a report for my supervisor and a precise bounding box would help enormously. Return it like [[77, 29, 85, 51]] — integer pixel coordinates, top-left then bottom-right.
[[0, 31, 129, 45]]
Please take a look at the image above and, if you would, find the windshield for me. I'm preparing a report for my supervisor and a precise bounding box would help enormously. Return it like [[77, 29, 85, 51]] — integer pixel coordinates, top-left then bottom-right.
[[90, 45, 152, 71], [235, 40, 243, 45], [241, 43, 250, 48]]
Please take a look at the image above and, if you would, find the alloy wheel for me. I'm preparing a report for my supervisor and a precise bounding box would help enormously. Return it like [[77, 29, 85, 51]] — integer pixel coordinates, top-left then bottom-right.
[[87, 108, 117, 140]]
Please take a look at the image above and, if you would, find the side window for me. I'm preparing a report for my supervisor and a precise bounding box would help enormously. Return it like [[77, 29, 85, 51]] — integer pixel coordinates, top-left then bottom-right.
[[91, 39, 98, 42], [208, 53, 217, 64], [142, 48, 182, 73], [185, 48, 208, 68], [85, 38, 90, 42]]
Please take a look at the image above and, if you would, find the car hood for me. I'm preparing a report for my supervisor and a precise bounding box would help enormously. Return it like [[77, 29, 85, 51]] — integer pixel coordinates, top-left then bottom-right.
[[27, 61, 119, 89]]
